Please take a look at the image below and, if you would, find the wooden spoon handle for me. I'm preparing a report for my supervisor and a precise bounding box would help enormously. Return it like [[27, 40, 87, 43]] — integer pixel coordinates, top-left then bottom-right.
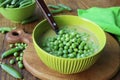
[[36, 0, 59, 33], [5, 29, 32, 44]]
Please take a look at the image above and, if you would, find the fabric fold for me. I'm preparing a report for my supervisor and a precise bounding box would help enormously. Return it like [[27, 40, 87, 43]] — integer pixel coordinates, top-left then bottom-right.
[[77, 7, 120, 41]]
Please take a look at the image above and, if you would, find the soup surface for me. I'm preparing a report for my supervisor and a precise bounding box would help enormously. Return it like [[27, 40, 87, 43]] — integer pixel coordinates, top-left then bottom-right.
[[39, 26, 99, 58]]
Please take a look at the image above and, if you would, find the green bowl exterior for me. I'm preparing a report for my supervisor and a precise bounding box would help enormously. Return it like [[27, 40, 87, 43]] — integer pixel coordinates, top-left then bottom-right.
[[0, 0, 36, 23], [32, 15, 106, 74]]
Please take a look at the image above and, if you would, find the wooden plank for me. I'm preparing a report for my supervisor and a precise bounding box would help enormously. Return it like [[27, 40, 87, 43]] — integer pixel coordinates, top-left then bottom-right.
[[0, 0, 120, 80]]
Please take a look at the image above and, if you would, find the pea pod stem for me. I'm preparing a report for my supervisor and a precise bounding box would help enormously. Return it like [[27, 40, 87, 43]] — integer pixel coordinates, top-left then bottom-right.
[[0, 63, 22, 79]]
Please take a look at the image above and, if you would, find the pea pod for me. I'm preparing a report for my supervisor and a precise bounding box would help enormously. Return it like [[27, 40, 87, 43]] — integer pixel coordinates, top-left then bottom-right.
[[48, 4, 60, 9], [0, 0, 12, 7], [11, 0, 17, 5], [51, 8, 65, 14], [19, 0, 29, 5], [1, 47, 23, 59], [58, 4, 72, 11], [21, 16, 38, 25], [13, 0, 23, 7], [19, 1, 32, 8], [0, 63, 22, 79]]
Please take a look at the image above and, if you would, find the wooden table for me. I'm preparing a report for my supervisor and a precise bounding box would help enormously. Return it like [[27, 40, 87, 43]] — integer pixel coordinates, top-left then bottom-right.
[[0, 0, 120, 80]]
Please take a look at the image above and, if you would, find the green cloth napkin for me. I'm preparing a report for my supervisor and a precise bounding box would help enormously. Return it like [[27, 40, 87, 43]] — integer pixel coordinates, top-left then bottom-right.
[[77, 7, 120, 41]]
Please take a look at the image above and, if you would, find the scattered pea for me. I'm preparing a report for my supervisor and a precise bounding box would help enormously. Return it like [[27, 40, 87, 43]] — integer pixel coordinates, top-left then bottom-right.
[[13, 52, 19, 57], [9, 44, 14, 48], [20, 52, 23, 57], [9, 59, 15, 65], [19, 57, 23, 61], [18, 63, 24, 69], [18, 61, 22, 64], [16, 57, 20, 61]]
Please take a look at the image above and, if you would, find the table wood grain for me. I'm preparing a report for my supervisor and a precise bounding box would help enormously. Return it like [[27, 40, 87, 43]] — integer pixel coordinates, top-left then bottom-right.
[[0, 0, 120, 80]]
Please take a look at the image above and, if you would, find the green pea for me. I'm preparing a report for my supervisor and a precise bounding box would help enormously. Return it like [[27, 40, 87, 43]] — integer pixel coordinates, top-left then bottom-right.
[[71, 32, 77, 37], [84, 45, 89, 50], [10, 59, 15, 65], [83, 50, 88, 54], [77, 38, 81, 43], [16, 57, 20, 61], [59, 43, 64, 47], [20, 52, 23, 57], [18, 61, 22, 64], [54, 41, 59, 45], [78, 50, 83, 54], [62, 54, 68, 58], [66, 43, 70, 46], [58, 30, 64, 35], [68, 53, 75, 58], [78, 45, 83, 50], [45, 47, 51, 52], [65, 37, 69, 42], [18, 63, 24, 69], [9, 44, 14, 48], [71, 38, 77, 42], [59, 47, 63, 51], [73, 48, 78, 52], [77, 53, 82, 58], [54, 46, 58, 50], [57, 51, 63, 56], [13, 52, 19, 57], [68, 48, 73, 53], [19, 57, 23, 61], [63, 50, 68, 54], [60, 37, 64, 41], [64, 46, 68, 50], [72, 44, 76, 48]]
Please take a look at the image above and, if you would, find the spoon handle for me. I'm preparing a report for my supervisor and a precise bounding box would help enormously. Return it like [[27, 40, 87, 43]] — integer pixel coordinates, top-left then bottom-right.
[[36, 0, 59, 33]]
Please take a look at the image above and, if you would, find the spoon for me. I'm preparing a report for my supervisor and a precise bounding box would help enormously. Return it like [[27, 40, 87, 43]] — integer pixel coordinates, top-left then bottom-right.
[[36, 0, 59, 34]]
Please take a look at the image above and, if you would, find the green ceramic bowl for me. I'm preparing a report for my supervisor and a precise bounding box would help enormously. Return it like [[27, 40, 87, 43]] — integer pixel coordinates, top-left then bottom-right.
[[32, 15, 106, 74], [0, 0, 36, 23]]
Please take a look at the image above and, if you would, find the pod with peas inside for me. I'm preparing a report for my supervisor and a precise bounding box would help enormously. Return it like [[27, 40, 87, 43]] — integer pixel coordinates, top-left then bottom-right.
[[32, 15, 106, 74], [0, 0, 36, 23]]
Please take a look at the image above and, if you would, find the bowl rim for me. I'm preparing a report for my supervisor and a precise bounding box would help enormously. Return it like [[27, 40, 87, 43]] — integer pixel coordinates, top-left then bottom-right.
[[32, 15, 106, 60]]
